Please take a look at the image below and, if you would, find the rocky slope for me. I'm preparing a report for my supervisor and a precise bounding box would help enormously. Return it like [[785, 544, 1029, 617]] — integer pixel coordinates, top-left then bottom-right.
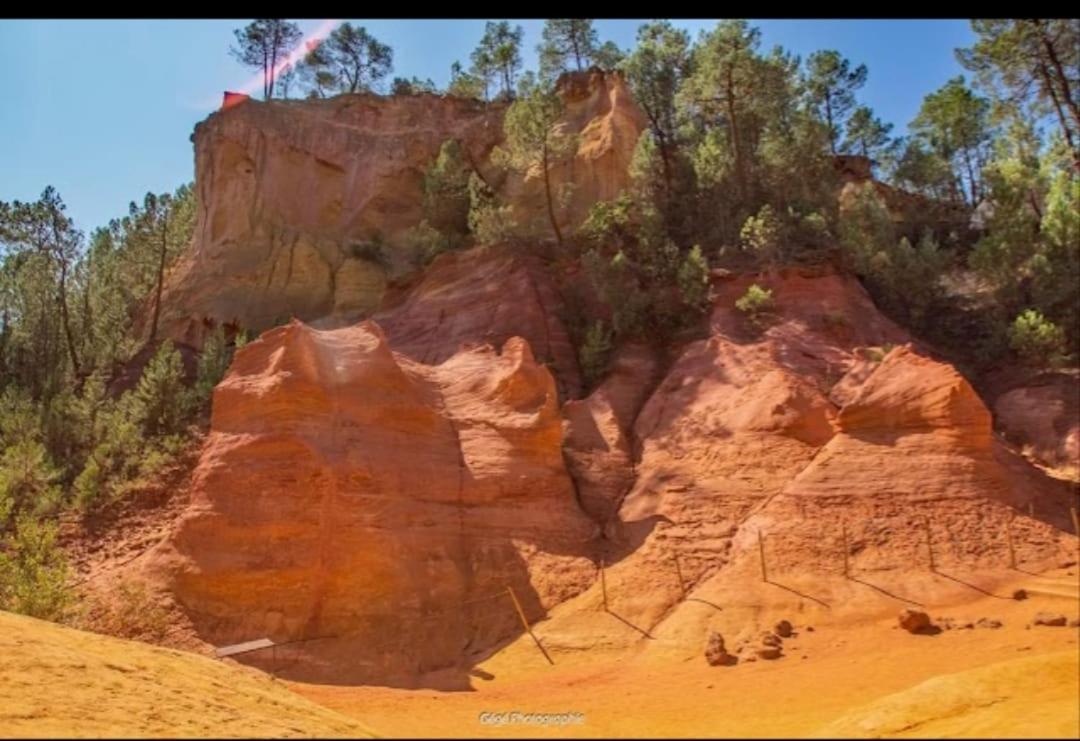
[[137, 250, 1077, 686]]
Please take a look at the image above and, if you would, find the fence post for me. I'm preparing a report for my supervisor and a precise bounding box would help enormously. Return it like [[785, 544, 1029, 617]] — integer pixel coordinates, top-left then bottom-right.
[[599, 557, 609, 611], [1071, 506, 1078, 538], [673, 553, 687, 597], [841, 522, 850, 579], [506, 586, 554, 666], [758, 530, 768, 582], [1027, 501, 1035, 519]]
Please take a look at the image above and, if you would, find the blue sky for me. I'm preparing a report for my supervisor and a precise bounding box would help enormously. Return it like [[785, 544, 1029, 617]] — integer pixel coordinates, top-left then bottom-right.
[[0, 19, 976, 234]]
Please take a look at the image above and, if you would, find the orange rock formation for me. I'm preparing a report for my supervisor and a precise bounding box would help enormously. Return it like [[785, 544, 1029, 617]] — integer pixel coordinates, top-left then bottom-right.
[[151, 71, 646, 348], [151, 320, 596, 684]]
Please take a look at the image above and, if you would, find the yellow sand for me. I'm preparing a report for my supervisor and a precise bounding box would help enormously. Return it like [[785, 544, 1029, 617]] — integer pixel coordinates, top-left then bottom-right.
[[0, 610, 378, 738]]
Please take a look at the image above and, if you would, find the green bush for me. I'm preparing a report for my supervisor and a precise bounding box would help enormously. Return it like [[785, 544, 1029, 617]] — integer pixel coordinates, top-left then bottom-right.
[[130, 341, 190, 438], [0, 439, 62, 529], [740, 205, 785, 270], [0, 513, 73, 621], [677, 245, 710, 313], [467, 172, 516, 245], [735, 283, 775, 317], [422, 139, 472, 240], [1009, 309, 1067, 366], [578, 193, 635, 248]]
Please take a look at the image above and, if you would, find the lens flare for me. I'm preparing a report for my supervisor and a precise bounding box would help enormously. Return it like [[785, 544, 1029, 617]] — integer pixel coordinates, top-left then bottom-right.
[[215, 19, 342, 106]]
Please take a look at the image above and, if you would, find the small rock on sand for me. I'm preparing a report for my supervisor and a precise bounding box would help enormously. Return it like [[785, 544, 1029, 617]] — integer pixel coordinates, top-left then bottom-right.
[[1012, 589, 1028, 601], [760, 632, 782, 647], [755, 646, 782, 660], [705, 631, 736, 666], [1032, 612, 1067, 627], [975, 618, 1002, 629], [898, 609, 932, 633], [774, 620, 793, 638]]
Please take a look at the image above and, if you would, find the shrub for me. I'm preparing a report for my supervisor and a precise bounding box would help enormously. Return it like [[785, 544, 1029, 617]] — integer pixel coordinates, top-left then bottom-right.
[[735, 283, 775, 317], [469, 203, 517, 246], [467, 172, 516, 245], [191, 325, 231, 410], [0, 513, 73, 621], [1009, 309, 1067, 366], [740, 205, 785, 270], [402, 220, 452, 268], [130, 341, 190, 438], [578, 320, 615, 389], [677, 245, 710, 313], [0, 439, 62, 528], [422, 139, 471, 240], [578, 193, 635, 248]]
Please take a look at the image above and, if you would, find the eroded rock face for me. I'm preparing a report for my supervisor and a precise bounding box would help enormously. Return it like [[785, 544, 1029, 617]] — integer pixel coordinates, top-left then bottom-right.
[[993, 375, 1079, 471], [373, 246, 584, 400], [154, 94, 504, 347], [610, 268, 909, 588], [562, 343, 662, 524], [152, 71, 645, 348], [579, 267, 1073, 634], [150, 320, 596, 683]]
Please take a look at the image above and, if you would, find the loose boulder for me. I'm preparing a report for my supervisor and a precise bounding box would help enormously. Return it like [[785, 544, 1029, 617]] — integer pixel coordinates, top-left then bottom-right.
[[899, 609, 932, 634], [1033, 612, 1067, 627]]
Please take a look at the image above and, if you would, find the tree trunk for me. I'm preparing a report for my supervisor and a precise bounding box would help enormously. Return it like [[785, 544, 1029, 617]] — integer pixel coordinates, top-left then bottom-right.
[[725, 67, 743, 198], [542, 142, 563, 245], [1036, 58, 1080, 169], [269, 41, 278, 98], [81, 247, 93, 350], [57, 262, 80, 377], [961, 147, 978, 207], [149, 210, 170, 344], [825, 93, 837, 155], [1034, 21, 1080, 135]]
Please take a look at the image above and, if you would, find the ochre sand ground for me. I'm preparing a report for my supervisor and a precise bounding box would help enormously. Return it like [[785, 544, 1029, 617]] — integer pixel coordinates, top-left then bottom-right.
[[0, 611, 375, 738], [291, 568, 1080, 739], [0, 569, 1076, 738]]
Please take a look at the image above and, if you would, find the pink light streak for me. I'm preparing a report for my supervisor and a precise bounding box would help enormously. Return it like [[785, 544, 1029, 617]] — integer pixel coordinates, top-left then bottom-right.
[[232, 18, 342, 98]]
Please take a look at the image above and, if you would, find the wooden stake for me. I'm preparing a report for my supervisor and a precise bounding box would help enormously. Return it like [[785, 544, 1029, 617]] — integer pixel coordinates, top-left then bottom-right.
[[1071, 507, 1078, 538], [1006, 518, 1017, 570], [1028, 501, 1035, 519], [758, 530, 768, 582], [506, 586, 554, 665], [599, 557, 608, 611], [841, 522, 850, 579], [924, 518, 936, 571], [673, 553, 687, 597]]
